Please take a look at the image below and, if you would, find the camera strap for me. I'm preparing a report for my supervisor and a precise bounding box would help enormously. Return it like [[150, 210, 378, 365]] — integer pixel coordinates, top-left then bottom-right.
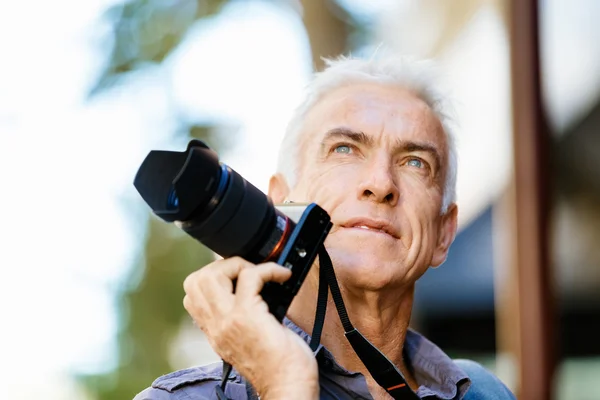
[[309, 246, 420, 400]]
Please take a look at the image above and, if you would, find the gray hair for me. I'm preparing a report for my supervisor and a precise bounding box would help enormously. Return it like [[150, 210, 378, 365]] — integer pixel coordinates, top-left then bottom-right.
[[276, 55, 457, 213]]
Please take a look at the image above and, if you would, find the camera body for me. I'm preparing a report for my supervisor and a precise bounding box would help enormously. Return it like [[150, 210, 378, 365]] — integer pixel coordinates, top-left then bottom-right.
[[134, 139, 332, 321], [258, 203, 330, 320]]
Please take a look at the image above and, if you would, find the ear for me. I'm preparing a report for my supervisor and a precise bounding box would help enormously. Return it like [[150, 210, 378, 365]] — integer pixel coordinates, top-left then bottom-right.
[[431, 203, 458, 267], [268, 173, 290, 203]]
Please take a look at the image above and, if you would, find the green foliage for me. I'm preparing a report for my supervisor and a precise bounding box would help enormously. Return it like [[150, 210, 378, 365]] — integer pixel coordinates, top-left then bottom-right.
[[80, 218, 215, 400], [91, 0, 228, 94]]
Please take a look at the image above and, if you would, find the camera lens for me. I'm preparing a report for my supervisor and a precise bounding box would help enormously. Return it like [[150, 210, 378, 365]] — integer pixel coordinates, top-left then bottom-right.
[[167, 189, 179, 209], [134, 140, 295, 263]]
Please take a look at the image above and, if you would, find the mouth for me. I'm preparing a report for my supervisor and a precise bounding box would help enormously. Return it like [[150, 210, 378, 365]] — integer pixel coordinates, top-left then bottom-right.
[[340, 218, 399, 239]]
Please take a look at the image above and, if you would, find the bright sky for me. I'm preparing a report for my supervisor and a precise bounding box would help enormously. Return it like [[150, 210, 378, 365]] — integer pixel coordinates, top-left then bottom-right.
[[0, 1, 598, 399]]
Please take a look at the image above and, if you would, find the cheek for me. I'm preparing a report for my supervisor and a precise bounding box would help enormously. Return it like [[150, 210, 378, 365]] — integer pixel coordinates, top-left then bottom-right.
[[400, 174, 443, 211], [398, 176, 443, 242], [294, 165, 357, 207]]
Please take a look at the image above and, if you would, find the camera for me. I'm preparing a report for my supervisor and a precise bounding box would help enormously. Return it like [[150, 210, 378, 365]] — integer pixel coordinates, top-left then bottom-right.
[[134, 139, 332, 320]]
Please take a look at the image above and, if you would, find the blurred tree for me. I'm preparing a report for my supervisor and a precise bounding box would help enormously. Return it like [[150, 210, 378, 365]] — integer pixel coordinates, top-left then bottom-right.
[[79, 1, 357, 399], [300, 0, 352, 70], [81, 217, 215, 399], [90, 0, 227, 94], [92, 0, 355, 95]]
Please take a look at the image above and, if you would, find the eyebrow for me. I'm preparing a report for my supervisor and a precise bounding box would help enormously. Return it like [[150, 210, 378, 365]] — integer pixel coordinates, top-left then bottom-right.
[[400, 140, 442, 171], [321, 127, 373, 148], [320, 127, 442, 170]]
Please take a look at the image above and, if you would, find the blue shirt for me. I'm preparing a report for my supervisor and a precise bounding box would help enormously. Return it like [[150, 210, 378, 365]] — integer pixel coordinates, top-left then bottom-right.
[[134, 318, 515, 399]]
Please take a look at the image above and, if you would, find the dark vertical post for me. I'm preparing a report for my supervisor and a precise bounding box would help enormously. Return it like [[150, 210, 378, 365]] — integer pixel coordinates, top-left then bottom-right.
[[500, 0, 556, 398]]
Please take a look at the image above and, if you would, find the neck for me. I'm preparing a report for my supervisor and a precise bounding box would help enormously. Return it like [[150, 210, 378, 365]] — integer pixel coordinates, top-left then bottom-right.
[[287, 267, 419, 393]]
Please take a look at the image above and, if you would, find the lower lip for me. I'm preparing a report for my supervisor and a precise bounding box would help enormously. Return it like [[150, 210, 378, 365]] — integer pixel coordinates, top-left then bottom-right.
[[343, 226, 397, 239]]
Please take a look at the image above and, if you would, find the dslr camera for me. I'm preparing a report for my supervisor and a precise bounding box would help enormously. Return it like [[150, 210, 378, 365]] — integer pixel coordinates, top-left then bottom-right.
[[134, 139, 332, 320]]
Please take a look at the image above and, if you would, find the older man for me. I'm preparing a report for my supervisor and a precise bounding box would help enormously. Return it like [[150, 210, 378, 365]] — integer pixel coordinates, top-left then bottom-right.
[[134, 56, 515, 399]]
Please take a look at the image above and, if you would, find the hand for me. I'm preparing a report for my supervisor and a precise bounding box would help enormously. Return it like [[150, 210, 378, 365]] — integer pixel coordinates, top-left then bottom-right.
[[183, 257, 319, 400]]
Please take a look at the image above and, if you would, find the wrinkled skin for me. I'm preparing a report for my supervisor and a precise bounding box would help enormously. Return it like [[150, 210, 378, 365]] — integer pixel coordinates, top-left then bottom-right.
[[271, 83, 457, 298]]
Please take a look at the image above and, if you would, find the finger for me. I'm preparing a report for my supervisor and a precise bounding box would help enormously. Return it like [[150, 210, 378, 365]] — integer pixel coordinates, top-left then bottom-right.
[[198, 256, 253, 280], [183, 257, 255, 318], [183, 293, 206, 323], [183, 295, 203, 326], [235, 262, 292, 300], [213, 256, 254, 280], [183, 256, 250, 295]]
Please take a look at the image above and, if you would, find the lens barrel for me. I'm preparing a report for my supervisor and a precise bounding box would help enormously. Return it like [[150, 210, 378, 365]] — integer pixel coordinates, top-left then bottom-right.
[[134, 140, 294, 263]]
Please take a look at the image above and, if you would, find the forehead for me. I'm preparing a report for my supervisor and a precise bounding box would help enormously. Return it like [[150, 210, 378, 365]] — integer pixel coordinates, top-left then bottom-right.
[[300, 82, 447, 151]]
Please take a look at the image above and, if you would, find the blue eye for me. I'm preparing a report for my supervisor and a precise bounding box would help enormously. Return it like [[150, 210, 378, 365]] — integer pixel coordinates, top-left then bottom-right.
[[407, 158, 423, 168], [334, 145, 352, 154]]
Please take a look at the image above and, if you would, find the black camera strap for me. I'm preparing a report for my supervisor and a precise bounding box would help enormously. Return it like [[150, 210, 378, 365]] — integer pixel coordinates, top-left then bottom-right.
[[309, 254, 329, 352], [310, 246, 420, 400]]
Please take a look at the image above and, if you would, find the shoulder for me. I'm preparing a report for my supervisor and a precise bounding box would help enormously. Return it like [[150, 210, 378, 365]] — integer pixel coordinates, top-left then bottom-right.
[[132, 362, 249, 400], [454, 359, 516, 400]]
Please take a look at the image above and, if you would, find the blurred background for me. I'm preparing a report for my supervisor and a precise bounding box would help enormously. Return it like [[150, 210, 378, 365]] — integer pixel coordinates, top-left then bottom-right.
[[1, 0, 599, 399]]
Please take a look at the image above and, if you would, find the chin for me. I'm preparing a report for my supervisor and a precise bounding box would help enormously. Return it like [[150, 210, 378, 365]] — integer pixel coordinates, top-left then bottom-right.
[[325, 244, 405, 292], [323, 229, 412, 289]]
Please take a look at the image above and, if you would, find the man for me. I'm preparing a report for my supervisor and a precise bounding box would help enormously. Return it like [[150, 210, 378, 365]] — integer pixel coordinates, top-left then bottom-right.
[[135, 56, 515, 399]]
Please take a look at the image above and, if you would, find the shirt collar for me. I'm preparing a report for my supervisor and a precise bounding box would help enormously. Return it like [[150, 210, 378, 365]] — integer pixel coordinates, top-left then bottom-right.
[[404, 328, 471, 399], [283, 317, 471, 399]]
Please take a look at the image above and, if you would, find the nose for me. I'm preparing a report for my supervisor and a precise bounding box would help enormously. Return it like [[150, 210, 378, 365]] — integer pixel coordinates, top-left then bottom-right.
[[357, 155, 399, 206]]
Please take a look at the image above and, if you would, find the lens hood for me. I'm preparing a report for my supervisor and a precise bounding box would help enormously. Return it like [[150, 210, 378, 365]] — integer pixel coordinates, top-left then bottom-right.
[[134, 140, 221, 222]]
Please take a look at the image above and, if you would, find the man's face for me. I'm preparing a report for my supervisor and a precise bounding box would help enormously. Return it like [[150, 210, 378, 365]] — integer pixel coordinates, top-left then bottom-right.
[[270, 82, 457, 291]]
